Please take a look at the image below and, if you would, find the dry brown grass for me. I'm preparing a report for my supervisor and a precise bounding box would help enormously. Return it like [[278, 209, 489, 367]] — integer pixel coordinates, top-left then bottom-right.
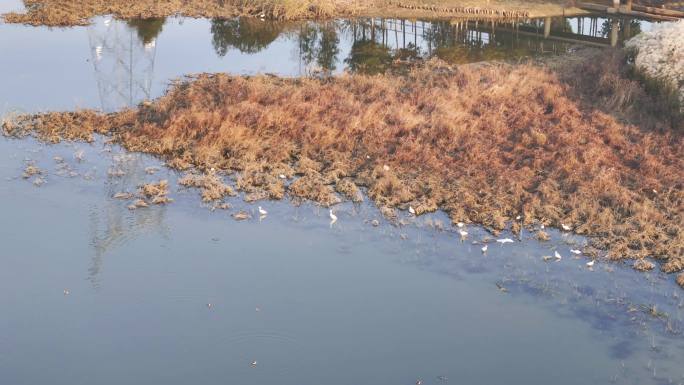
[[2, 0, 579, 26], [139, 180, 173, 204], [633, 258, 655, 272], [677, 273, 684, 289], [3, 56, 683, 275], [178, 171, 236, 201]]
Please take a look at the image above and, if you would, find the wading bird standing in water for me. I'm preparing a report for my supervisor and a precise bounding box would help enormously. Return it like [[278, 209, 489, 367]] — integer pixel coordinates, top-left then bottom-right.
[[329, 209, 337, 227], [258, 206, 267, 216]]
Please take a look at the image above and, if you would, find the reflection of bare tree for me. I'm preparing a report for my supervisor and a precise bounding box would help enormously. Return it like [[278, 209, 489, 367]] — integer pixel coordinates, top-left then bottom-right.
[[211, 17, 286, 55], [87, 153, 170, 288], [87, 17, 162, 112]]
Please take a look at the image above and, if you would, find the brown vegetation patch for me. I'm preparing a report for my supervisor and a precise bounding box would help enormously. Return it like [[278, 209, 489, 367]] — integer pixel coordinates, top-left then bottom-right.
[[633, 258, 655, 272], [139, 180, 172, 204], [3, 56, 683, 272], [179, 171, 236, 202], [22, 164, 42, 179], [677, 273, 684, 289]]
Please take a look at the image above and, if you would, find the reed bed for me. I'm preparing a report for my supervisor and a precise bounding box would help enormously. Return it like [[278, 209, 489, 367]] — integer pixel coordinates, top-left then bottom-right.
[[2, 58, 683, 276]]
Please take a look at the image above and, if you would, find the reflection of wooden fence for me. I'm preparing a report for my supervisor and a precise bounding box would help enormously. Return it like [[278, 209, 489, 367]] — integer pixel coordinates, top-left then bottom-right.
[[355, 16, 631, 51], [578, 1, 684, 20]]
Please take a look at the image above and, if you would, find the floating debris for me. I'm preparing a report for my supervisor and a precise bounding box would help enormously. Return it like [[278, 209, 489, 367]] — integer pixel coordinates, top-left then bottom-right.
[[233, 211, 250, 220], [536, 230, 550, 241], [633, 259, 655, 272], [22, 164, 41, 179], [495, 282, 508, 293], [73, 149, 85, 162], [139, 180, 172, 205], [144, 166, 159, 174], [107, 168, 125, 177], [112, 192, 134, 200]]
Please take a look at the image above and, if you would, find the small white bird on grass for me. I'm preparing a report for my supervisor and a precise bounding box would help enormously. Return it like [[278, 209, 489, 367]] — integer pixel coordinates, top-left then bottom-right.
[[258, 206, 268, 216], [561, 223, 572, 231]]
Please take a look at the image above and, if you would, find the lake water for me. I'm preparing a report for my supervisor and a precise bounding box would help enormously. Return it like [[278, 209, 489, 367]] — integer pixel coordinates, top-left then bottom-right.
[[1, 3, 682, 385]]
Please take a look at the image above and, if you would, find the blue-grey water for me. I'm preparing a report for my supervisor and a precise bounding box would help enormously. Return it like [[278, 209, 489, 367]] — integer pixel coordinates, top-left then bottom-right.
[[1, 3, 682, 385]]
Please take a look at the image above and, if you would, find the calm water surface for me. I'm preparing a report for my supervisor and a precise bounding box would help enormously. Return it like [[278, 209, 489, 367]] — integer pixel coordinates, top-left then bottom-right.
[[1, 3, 683, 385]]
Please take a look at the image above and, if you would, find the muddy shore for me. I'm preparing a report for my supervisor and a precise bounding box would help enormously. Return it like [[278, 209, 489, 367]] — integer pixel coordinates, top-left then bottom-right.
[[3, 50, 683, 278], [1, 0, 588, 26]]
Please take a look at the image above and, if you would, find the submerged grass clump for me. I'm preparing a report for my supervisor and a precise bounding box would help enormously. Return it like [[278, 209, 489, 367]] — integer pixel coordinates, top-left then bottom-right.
[[139, 180, 172, 205], [3, 57, 683, 275]]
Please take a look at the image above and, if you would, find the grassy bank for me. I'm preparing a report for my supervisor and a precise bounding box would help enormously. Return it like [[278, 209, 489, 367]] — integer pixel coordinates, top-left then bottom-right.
[[2, 0, 586, 26], [3, 52, 683, 278]]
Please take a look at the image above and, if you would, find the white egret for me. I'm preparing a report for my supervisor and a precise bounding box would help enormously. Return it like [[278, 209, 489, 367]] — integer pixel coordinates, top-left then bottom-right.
[[496, 238, 514, 244], [586, 260, 595, 268], [561, 223, 572, 231], [409, 206, 416, 215], [554, 251, 562, 261], [481, 244, 488, 253], [258, 206, 268, 216], [570, 249, 581, 255]]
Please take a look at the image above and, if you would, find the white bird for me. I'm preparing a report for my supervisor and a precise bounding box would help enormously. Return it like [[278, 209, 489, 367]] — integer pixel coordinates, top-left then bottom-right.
[[540, 224, 545, 229], [251, 360, 258, 367], [586, 260, 595, 268], [383, 164, 390, 171], [561, 223, 572, 231], [496, 238, 514, 244], [408, 206, 416, 215], [554, 251, 562, 261], [570, 249, 582, 255], [63, 288, 70, 296], [481, 244, 488, 253], [329, 209, 337, 224], [516, 215, 522, 220], [459, 230, 468, 238], [279, 174, 286, 179], [457, 222, 464, 228], [258, 206, 267, 216]]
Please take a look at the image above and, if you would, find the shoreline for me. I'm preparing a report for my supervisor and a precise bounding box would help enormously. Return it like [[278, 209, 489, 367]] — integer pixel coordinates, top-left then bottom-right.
[[3, 51, 683, 282]]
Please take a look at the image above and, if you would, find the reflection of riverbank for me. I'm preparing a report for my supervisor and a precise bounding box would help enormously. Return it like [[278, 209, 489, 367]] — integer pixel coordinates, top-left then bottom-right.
[[2, 0, 588, 26]]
